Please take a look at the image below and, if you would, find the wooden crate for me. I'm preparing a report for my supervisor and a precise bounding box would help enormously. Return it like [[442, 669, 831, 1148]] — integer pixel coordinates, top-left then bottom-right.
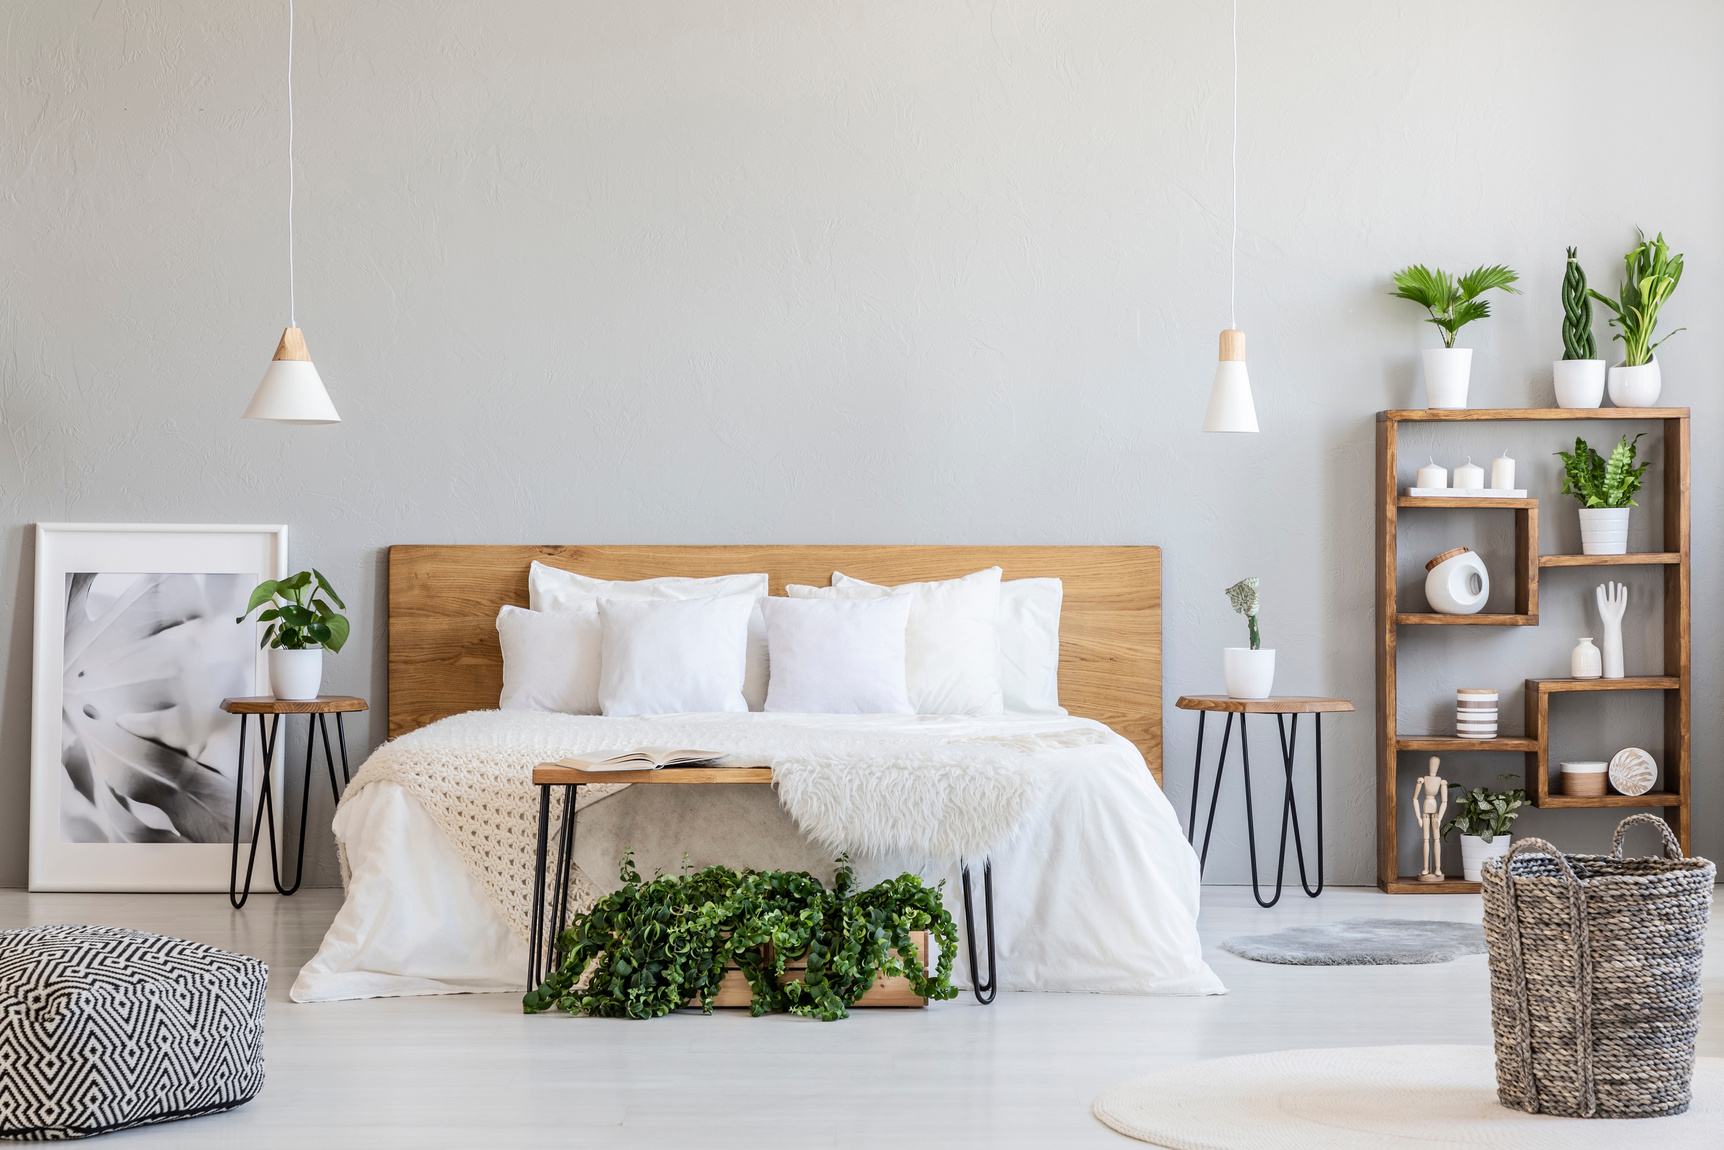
[[691, 931, 929, 1009]]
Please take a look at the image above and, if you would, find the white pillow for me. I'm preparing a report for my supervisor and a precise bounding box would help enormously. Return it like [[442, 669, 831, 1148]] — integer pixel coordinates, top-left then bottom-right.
[[761, 596, 913, 714], [597, 594, 754, 715], [787, 567, 1004, 716], [997, 578, 1066, 715], [529, 562, 769, 710], [496, 605, 601, 714]]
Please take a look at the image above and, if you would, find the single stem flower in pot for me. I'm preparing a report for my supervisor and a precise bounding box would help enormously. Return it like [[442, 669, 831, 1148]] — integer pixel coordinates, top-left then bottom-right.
[[1552, 246, 1605, 409], [1589, 230, 1683, 407], [1389, 263, 1521, 410], [1221, 577, 1274, 700], [1555, 434, 1650, 556], [238, 569, 349, 700], [1442, 775, 1528, 882]]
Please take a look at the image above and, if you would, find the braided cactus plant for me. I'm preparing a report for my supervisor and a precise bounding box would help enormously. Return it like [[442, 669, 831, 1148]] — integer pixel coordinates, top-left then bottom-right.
[[1561, 247, 1596, 361], [1224, 577, 1261, 650]]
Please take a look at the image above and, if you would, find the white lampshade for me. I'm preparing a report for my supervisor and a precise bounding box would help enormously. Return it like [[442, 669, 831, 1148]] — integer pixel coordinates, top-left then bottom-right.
[[244, 327, 340, 424], [1201, 328, 1258, 433]]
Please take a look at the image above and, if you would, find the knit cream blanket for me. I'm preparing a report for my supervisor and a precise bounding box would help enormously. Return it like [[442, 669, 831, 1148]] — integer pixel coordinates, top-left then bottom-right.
[[339, 709, 1104, 943]]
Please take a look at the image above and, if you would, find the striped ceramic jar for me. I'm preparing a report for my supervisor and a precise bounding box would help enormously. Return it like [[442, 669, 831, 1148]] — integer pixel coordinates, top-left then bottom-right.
[[1456, 688, 1498, 739]]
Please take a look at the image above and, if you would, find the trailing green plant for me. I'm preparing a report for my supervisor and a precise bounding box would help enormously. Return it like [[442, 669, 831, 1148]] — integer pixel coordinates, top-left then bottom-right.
[[1555, 434, 1651, 509], [1224, 577, 1261, 650], [237, 569, 350, 652], [524, 854, 959, 1021], [1560, 246, 1596, 360], [1442, 775, 1528, 843], [1389, 263, 1521, 348], [1588, 230, 1684, 367]]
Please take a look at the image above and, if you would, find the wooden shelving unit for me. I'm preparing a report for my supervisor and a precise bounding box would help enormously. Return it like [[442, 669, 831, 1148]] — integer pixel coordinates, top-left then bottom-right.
[[1376, 407, 1691, 895]]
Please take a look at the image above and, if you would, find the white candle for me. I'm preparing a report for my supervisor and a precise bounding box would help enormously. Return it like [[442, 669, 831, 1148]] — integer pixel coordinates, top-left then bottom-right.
[[1491, 452, 1515, 491], [1415, 459, 1447, 489], [1454, 456, 1485, 490]]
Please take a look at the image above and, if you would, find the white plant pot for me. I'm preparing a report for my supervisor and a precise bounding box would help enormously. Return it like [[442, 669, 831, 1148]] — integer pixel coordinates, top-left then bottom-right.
[[1607, 357, 1661, 407], [269, 647, 324, 701], [1578, 507, 1630, 556], [1421, 347, 1473, 410], [1460, 833, 1512, 883], [1423, 547, 1489, 615], [1552, 359, 1606, 409], [1223, 648, 1276, 700]]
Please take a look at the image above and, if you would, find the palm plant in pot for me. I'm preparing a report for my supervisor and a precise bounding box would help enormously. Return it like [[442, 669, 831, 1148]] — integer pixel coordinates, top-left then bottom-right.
[[238, 570, 350, 700], [1552, 247, 1605, 408], [1555, 434, 1651, 555], [1589, 230, 1683, 407], [1221, 577, 1272, 700], [1389, 263, 1520, 409], [1442, 775, 1527, 882]]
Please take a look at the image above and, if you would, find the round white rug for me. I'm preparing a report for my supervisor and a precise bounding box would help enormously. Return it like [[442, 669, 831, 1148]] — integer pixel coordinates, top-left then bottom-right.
[[1093, 1045, 1724, 1149]]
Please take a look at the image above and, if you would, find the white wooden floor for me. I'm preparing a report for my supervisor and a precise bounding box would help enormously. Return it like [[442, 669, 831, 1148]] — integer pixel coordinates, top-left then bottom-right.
[[3, 885, 1718, 1148]]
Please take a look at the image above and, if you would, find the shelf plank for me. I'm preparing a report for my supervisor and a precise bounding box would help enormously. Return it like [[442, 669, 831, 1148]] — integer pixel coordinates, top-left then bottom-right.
[[1539, 553, 1681, 567], [1381, 408, 1689, 422], [1534, 791, 1682, 809], [1379, 877, 1481, 894], [1397, 613, 1538, 626], [1398, 496, 1536, 509], [1396, 737, 1538, 752], [1527, 676, 1681, 692]]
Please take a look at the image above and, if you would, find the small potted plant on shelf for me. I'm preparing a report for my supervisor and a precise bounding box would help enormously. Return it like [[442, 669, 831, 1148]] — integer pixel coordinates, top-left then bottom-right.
[[1222, 577, 1273, 700], [1555, 434, 1651, 555], [1443, 775, 1528, 882], [1552, 247, 1605, 409], [1589, 230, 1683, 407], [1389, 262, 1521, 409], [237, 569, 350, 700]]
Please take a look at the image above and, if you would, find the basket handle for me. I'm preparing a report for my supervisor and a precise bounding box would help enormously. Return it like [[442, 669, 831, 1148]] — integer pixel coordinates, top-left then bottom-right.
[[1610, 813, 1683, 860], [1496, 836, 1596, 1117]]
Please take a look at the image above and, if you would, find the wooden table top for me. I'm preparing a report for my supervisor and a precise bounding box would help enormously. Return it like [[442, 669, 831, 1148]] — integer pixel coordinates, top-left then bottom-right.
[[221, 695, 370, 714], [1175, 695, 1355, 714], [532, 763, 774, 786]]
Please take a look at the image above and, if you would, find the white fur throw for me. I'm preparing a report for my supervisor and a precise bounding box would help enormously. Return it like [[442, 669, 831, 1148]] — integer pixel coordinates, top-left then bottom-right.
[[341, 710, 1100, 943]]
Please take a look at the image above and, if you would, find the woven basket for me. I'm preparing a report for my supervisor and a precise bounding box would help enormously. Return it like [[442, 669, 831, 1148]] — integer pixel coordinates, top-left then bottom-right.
[[1481, 814, 1714, 1118]]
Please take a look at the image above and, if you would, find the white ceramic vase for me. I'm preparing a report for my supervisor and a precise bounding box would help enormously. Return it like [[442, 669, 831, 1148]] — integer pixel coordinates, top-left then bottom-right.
[[1578, 507, 1630, 555], [1607, 357, 1661, 407], [269, 647, 324, 701], [1424, 547, 1489, 615], [1570, 637, 1602, 679], [1460, 834, 1512, 883], [1552, 359, 1606, 409], [1422, 347, 1473, 410], [1223, 648, 1276, 700]]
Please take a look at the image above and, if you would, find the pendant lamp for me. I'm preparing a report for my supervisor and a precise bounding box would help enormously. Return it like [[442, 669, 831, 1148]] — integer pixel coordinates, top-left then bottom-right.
[[1201, 0, 1257, 434], [244, 0, 339, 425]]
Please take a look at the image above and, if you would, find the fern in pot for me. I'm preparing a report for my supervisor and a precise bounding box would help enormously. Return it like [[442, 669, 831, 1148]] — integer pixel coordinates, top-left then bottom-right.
[[1556, 434, 1651, 555], [238, 569, 350, 700], [1222, 577, 1273, 700], [1443, 776, 1527, 882], [1552, 247, 1606, 409], [1389, 262, 1520, 409], [1590, 230, 1683, 407]]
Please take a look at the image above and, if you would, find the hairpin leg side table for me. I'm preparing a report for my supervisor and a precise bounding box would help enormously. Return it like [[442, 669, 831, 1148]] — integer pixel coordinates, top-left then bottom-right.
[[1174, 695, 1354, 908], [220, 695, 368, 909]]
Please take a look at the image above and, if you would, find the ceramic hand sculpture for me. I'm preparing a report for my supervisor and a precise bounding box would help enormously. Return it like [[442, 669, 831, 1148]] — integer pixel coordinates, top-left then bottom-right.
[[1595, 581, 1628, 679], [1411, 757, 1449, 882]]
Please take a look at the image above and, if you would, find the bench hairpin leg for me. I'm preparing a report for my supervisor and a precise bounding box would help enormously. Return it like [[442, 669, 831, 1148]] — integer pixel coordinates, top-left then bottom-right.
[[548, 784, 578, 974], [528, 784, 552, 992], [960, 857, 997, 1004]]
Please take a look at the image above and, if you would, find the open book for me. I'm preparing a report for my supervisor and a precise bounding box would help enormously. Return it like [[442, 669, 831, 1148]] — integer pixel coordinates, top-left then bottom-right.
[[557, 747, 729, 772]]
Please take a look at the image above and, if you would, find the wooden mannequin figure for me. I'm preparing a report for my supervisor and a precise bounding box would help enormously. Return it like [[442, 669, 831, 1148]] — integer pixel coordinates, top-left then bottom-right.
[[1411, 756, 1449, 882]]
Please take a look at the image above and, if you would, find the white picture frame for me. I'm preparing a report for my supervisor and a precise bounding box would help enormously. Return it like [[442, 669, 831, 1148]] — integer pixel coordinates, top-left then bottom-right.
[[30, 523, 289, 891]]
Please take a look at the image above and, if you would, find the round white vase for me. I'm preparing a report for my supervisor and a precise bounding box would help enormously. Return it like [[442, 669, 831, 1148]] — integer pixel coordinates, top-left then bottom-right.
[[1423, 547, 1489, 614], [1421, 347, 1473, 410], [1222, 648, 1275, 700], [1552, 359, 1606, 408], [1607, 357, 1661, 407], [1578, 507, 1630, 555], [1460, 833, 1512, 883], [269, 647, 324, 701], [1570, 636, 1602, 679]]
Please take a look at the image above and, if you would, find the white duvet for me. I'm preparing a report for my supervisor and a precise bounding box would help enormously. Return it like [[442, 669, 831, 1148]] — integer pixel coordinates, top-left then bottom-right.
[[292, 712, 1224, 1001]]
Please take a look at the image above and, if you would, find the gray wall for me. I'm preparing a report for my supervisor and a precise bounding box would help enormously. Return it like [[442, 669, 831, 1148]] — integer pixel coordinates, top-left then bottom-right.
[[3, 1, 1718, 889]]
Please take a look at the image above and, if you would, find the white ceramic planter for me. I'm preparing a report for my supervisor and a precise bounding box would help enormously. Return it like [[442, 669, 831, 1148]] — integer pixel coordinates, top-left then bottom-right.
[[1460, 833, 1512, 883], [1422, 347, 1473, 409], [1578, 507, 1630, 555], [1607, 357, 1661, 407], [1552, 359, 1606, 409], [1223, 648, 1275, 700], [1424, 547, 1489, 614], [269, 647, 324, 701]]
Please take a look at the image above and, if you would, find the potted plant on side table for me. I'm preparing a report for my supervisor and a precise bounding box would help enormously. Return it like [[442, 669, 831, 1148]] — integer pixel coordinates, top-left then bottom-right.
[[1390, 262, 1520, 409], [1556, 434, 1651, 555], [238, 569, 350, 700], [1552, 246, 1605, 408], [1222, 577, 1273, 700], [1590, 230, 1683, 407], [1443, 776, 1528, 882]]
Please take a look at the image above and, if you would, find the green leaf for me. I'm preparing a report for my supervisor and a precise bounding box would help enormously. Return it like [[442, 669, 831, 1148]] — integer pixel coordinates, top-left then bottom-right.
[[312, 568, 346, 610], [321, 613, 351, 654], [238, 579, 281, 622]]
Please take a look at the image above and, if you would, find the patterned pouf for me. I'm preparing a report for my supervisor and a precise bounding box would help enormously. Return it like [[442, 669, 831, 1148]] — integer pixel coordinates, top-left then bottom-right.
[[0, 925, 266, 1141]]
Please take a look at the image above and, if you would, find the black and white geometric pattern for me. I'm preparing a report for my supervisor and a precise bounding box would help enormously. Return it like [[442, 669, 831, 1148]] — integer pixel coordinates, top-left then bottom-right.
[[0, 925, 266, 1141]]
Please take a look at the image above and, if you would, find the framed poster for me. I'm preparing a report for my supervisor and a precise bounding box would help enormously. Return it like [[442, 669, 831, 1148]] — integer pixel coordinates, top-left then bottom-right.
[[30, 524, 289, 891]]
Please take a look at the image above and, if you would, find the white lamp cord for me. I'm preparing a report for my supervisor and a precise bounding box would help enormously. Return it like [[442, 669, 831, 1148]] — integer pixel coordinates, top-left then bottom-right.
[[287, 0, 296, 328], [1229, 0, 1237, 331]]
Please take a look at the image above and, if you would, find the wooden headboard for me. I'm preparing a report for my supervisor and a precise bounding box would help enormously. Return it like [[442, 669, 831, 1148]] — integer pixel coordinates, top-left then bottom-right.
[[387, 545, 1162, 780]]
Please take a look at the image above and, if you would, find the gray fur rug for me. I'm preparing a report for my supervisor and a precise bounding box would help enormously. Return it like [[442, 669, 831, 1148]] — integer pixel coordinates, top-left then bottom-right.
[[1219, 918, 1487, 966]]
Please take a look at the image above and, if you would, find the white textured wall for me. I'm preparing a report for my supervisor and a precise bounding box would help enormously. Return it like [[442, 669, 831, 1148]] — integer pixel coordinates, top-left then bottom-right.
[[3, 1, 1720, 889]]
